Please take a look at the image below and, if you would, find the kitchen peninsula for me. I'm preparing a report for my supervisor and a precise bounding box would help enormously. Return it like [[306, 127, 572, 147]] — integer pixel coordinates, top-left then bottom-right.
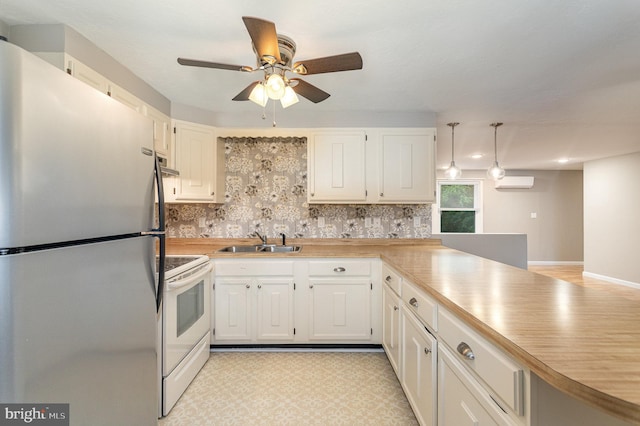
[[166, 238, 640, 425]]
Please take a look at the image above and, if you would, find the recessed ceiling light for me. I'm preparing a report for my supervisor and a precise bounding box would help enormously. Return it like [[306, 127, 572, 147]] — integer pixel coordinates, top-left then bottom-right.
[[557, 158, 569, 163], [471, 154, 483, 159]]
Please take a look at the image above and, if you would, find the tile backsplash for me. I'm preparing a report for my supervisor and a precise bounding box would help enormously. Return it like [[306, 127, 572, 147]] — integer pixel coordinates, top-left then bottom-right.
[[165, 136, 432, 239]]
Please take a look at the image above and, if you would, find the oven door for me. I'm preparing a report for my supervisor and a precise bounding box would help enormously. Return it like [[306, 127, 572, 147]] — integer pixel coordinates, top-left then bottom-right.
[[163, 260, 212, 376]]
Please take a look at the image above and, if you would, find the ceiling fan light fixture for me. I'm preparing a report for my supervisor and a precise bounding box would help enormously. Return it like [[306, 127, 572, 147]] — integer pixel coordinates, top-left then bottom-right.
[[265, 73, 286, 100], [445, 122, 462, 179], [280, 85, 299, 108], [487, 122, 506, 181], [248, 82, 268, 107]]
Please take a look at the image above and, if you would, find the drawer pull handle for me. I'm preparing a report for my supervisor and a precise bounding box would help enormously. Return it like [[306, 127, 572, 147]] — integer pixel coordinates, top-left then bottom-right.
[[424, 347, 432, 355], [385, 275, 392, 282], [409, 297, 419, 308], [333, 267, 346, 273], [457, 342, 476, 360]]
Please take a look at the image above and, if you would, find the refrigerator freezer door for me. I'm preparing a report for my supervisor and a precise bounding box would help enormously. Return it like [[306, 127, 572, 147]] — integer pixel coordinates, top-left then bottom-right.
[[0, 42, 155, 249], [0, 237, 157, 426]]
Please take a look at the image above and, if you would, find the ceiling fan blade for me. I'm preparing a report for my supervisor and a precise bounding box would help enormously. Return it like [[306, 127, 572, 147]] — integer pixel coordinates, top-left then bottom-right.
[[242, 16, 282, 64], [177, 58, 251, 72], [292, 52, 363, 75], [290, 78, 330, 103], [232, 81, 261, 101]]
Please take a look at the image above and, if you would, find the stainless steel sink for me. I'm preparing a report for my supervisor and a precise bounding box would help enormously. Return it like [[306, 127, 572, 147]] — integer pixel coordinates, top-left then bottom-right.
[[217, 245, 302, 253]]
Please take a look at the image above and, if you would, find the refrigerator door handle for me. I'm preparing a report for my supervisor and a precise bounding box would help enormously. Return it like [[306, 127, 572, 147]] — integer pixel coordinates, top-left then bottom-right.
[[153, 153, 166, 313]]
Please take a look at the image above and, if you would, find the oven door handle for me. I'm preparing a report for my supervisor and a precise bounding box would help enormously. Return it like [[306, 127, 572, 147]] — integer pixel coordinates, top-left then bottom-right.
[[166, 263, 213, 291]]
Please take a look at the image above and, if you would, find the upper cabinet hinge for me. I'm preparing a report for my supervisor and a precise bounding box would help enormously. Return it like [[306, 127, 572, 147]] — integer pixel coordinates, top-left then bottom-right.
[[173, 126, 176, 134], [370, 282, 373, 290], [365, 134, 368, 141], [294, 283, 296, 290], [371, 328, 373, 335], [293, 328, 296, 335], [212, 283, 215, 290]]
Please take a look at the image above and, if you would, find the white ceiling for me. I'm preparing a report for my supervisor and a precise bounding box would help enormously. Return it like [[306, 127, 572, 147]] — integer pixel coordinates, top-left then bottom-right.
[[2, 0, 640, 171]]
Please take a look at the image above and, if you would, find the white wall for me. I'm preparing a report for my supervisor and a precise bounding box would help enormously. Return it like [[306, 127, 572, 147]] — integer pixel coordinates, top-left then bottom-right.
[[584, 152, 640, 284], [437, 170, 584, 262]]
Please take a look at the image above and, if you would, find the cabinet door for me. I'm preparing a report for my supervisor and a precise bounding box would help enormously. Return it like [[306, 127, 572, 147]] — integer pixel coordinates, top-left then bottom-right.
[[213, 279, 252, 342], [256, 278, 295, 341], [378, 131, 436, 203], [173, 122, 216, 202], [308, 279, 371, 340], [108, 82, 144, 113], [382, 284, 401, 374], [402, 309, 437, 426], [66, 56, 109, 94], [308, 132, 366, 203], [438, 347, 500, 426], [145, 106, 171, 160]]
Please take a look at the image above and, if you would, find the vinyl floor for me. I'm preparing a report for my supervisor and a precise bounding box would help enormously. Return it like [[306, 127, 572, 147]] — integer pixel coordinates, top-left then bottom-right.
[[158, 350, 418, 426]]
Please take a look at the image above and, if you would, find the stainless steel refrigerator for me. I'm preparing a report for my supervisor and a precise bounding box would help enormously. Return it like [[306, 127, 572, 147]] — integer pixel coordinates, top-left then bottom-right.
[[0, 41, 165, 425]]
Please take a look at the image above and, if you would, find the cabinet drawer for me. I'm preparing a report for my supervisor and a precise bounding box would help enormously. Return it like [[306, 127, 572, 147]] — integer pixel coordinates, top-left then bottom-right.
[[438, 307, 525, 416], [402, 280, 437, 331], [308, 260, 371, 276], [381, 263, 402, 296], [215, 261, 294, 276]]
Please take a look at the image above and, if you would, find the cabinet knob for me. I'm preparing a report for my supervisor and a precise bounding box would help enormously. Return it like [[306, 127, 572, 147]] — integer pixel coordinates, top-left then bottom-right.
[[257, 284, 262, 289], [457, 342, 475, 360], [333, 267, 346, 273], [393, 305, 399, 311], [385, 275, 392, 282], [424, 347, 432, 355], [310, 193, 315, 197], [245, 284, 250, 289], [409, 297, 419, 308], [211, 191, 215, 196], [309, 284, 314, 289], [380, 192, 384, 196]]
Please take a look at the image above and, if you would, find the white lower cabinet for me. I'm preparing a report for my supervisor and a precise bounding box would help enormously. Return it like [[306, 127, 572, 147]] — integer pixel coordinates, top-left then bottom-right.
[[213, 261, 295, 343], [438, 345, 505, 426], [382, 283, 401, 374], [308, 260, 374, 341], [402, 307, 438, 426]]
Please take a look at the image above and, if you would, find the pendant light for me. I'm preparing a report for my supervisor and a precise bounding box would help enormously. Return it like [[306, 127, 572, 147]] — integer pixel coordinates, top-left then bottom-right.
[[487, 122, 506, 180], [444, 122, 462, 179]]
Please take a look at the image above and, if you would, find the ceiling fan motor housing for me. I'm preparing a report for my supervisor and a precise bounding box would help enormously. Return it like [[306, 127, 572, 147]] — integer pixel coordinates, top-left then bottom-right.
[[254, 34, 296, 68]]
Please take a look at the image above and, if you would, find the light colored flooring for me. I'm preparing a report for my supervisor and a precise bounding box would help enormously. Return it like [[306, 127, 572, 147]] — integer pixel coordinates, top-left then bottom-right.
[[528, 264, 640, 303], [159, 351, 418, 426]]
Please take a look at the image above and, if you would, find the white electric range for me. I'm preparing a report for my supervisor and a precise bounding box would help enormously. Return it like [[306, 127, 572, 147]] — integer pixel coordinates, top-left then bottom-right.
[[158, 255, 212, 417]]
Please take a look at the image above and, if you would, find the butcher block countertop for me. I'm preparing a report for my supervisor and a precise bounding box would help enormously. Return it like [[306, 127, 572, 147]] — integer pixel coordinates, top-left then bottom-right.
[[166, 238, 640, 423]]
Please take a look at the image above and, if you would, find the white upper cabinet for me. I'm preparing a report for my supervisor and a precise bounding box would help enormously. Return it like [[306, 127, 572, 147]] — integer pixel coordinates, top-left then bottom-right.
[[171, 120, 225, 203], [65, 55, 109, 93], [307, 128, 436, 204], [144, 105, 172, 160], [108, 82, 144, 113], [308, 131, 367, 203], [377, 129, 436, 203]]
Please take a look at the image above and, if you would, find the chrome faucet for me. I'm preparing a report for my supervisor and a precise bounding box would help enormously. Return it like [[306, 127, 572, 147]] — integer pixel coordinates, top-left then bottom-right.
[[254, 231, 268, 246]]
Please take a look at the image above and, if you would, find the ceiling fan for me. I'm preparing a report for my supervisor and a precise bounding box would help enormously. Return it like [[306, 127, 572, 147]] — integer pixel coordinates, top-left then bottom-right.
[[177, 16, 363, 108]]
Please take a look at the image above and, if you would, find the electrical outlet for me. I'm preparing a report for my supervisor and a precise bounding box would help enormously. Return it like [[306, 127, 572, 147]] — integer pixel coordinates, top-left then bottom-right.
[[531, 212, 537, 219], [198, 217, 206, 227], [373, 217, 381, 227], [365, 217, 372, 227], [318, 217, 325, 227], [414, 216, 421, 227]]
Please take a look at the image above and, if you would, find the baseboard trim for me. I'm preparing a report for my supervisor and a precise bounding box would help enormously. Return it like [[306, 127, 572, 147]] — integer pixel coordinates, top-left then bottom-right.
[[528, 260, 584, 266], [210, 344, 384, 353], [583, 271, 640, 290]]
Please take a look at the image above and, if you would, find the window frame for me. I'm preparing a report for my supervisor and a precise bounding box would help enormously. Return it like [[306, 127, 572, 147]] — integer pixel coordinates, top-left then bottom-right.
[[434, 179, 483, 233]]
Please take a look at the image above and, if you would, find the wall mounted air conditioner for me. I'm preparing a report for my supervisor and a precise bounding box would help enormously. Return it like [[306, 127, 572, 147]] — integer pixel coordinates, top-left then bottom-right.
[[494, 176, 534, 189]]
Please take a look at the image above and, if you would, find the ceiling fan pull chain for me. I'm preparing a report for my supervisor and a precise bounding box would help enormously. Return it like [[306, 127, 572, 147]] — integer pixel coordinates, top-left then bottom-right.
[[272, 97, 277, 127]]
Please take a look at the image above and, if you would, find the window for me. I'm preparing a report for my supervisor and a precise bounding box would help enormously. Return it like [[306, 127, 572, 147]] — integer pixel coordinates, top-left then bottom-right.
[[434, 180, 482, 233]]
